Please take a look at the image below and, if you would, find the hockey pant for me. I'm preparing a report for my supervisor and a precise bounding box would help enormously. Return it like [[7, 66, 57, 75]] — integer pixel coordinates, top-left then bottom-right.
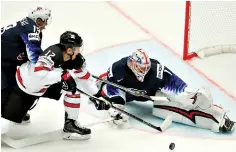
[[1, 67, 17, 106], [1, 84, 38, 134], [1, 82, 81, 134]]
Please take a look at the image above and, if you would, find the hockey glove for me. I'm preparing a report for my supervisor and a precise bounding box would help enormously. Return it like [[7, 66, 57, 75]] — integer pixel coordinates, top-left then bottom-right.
[[61, 70, 77, 94], [89, 92, 110, 110], [94, 97, 111, 110]]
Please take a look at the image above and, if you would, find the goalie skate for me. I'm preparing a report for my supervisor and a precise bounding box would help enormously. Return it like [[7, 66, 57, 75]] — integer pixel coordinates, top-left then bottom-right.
[[219, 115, 235, 133]]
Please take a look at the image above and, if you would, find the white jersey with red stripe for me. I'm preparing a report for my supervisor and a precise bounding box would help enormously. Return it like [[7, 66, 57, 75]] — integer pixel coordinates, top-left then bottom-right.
[[16, 61, 62, 96], [16, 43, 98, 96]]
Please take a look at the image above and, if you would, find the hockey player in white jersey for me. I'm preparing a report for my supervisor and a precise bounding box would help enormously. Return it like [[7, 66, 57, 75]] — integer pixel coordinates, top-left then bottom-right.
[[96, 49, 235, 133], [1, 31, 110, 140]]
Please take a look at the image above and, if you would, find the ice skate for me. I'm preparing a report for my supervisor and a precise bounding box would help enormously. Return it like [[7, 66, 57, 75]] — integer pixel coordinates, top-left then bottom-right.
[[219, 115, 235, 133], [63, 112, 91, 140]]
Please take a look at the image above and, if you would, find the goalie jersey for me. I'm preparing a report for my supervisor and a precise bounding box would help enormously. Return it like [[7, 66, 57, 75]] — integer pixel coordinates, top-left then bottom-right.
[[106, 57, 187, 101], [16, 44, 98, 96], [1, 17, 43, 68]]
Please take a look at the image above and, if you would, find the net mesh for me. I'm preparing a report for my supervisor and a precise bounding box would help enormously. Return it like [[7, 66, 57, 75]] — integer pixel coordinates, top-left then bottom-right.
[[187, 2, 236, 57]]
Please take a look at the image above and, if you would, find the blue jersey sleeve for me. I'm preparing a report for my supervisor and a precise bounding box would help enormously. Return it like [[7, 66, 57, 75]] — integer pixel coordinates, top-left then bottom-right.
[[20, 17, 43, 63], [150, 58, 187, 95], [106, 58, 126, 95], [107, 58, 126, 84], [160, 66, 187, 95]]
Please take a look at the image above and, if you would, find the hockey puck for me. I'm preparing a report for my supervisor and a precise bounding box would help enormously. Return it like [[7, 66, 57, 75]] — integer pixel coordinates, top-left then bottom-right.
[[169, 143, 175, 150]]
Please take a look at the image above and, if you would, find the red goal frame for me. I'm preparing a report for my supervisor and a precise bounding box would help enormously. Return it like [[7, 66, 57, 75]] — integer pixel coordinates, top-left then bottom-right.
[[183, 1, 197, 60]]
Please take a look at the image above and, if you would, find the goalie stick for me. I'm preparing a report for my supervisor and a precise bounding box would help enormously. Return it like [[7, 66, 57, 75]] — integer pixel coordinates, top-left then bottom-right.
[[92, 75, 170, 102], [76, 88, 172, 132], [2, 117, 114, 149]]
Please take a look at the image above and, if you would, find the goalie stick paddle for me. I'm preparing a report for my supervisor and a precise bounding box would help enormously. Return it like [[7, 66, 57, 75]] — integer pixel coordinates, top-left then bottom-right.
[[92, 75, 170, 102], [76, 88, 172, 132], [1, 117, 114, 149]]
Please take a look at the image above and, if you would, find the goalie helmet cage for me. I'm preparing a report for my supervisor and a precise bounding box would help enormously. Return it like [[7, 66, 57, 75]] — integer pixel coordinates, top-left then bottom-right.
[[183, 1, 236, 60]]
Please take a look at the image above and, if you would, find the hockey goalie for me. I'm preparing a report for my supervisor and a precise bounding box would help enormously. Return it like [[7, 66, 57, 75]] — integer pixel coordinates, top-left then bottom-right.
[[96, 48, 235, 133]]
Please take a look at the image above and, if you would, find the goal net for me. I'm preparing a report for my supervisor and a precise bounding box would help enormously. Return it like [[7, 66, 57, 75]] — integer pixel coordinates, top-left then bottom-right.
[[183, 1, 236, 60]]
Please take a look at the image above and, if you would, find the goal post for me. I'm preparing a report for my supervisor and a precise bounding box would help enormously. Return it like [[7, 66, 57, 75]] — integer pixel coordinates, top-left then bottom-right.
[[183, 1, 236, 60]]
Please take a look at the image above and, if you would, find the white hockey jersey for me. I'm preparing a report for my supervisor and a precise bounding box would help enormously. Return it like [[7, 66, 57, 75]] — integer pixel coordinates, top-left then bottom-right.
[[16, 44, 98, 96]]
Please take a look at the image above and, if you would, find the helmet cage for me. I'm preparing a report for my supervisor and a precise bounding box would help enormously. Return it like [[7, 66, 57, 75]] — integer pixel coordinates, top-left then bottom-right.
[[127, 56, 151, 82]]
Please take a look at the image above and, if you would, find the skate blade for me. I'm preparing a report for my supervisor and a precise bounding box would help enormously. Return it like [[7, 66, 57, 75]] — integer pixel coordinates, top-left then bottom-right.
[[62, 132, 91, 140], [15, 120, 31, 125], [21, 120, 31, 124], [229, 121, 235, 131]]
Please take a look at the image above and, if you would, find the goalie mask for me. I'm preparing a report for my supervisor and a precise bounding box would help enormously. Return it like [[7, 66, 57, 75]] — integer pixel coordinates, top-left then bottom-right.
[[127, 49, 151, 82]]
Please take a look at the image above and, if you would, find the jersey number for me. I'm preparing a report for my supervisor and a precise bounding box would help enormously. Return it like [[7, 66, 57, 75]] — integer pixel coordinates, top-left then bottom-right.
[[45, 50, 56, 58], [1, 23, 17, 35], [33, 25, 40, 34]]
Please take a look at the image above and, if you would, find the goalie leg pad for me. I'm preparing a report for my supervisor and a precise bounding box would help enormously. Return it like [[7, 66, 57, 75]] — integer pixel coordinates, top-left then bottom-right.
[[161, 87, 213, 110], [153, 99, 230, 132], [188, 87, 213, 110]]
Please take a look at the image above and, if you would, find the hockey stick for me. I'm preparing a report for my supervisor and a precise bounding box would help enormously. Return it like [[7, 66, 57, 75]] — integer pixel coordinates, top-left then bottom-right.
[[76, 88, 172, 132], [92, 75, 169, 102], [2, 117, 114, 149]]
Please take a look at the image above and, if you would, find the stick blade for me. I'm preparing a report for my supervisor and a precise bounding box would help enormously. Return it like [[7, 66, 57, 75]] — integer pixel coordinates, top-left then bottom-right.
[[160, 116, 172, 131]]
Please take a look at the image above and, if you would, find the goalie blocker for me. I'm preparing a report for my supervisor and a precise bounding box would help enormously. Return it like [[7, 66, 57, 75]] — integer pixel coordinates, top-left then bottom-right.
[[95, 49, 235, 133]]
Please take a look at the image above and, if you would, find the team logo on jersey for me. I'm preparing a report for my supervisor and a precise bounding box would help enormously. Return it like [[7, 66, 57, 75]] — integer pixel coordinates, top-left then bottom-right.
[[117, 78, 123, 82], [17, 52, 26, 60], [28, 33, 40, 41], [154, 105, 219, 124], [62, 81, 69, 90]]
